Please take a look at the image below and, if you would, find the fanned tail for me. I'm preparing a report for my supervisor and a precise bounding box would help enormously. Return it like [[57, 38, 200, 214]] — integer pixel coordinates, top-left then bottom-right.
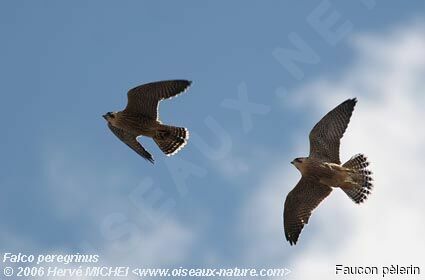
[[341, 154, 373, 204], [153, 125, 189, 156]]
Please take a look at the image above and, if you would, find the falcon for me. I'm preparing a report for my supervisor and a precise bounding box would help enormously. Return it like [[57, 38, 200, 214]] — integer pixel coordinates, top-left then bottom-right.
[[284, 98, 373, 245], [103, 80, 191, 164]]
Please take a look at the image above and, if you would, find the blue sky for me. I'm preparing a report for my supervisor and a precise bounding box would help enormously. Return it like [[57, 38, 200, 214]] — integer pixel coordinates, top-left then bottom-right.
[[1, 1, 425, 278]]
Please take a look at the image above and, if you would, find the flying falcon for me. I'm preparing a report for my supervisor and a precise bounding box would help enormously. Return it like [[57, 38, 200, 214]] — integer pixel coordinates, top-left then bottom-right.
[[103, 80, 191, 164], [284, 98, 373, 245]]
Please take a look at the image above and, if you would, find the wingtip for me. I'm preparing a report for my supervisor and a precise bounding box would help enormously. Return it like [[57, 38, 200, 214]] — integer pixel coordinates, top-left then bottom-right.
[[177, 79, 191, 85], [342, 97, 357, 108], [288, 239, 297, 246], [285, 233, 298, 246]]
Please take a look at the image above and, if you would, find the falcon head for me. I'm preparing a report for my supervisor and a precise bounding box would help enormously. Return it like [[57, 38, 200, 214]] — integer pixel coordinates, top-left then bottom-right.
[[102, 112, 116, 122], [291, 157, 307, 170]]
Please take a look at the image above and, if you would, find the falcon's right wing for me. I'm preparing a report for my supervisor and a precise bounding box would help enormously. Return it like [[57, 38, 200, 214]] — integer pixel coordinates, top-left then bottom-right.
[[284, 176, 332, 245], [107, 124, 154, 164]]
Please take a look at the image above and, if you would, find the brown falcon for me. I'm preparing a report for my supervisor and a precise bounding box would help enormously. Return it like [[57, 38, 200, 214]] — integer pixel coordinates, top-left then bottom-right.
[[103, 80, 191, 164], [284, 98, 373, 245]]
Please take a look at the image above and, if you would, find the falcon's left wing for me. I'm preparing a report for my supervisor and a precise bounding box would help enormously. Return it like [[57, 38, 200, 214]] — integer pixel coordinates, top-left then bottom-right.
[[124, 80, 191, 120], [107, 124, 154, 164], [309, 98, 357, 164]]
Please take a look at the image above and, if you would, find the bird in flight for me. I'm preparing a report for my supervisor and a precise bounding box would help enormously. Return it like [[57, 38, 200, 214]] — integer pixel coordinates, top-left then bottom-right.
[[284, 98, 373, 245], [103, 80, 191, 164]]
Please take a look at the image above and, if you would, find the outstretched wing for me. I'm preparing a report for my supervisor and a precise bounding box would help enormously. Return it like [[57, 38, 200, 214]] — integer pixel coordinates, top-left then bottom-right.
[[107, 124, 154, 164], [309, 98, 357, 164], [284, 177, 332, 245], [124, 80, 192, 120]]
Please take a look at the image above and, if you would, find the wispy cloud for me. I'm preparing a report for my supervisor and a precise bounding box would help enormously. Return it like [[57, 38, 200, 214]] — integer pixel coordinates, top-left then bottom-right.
[[6, 142, 199, 274], [239, 20, 425, 277]]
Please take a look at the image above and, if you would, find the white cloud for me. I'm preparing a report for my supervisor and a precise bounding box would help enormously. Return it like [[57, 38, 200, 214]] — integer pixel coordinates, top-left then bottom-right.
[[5, 144, 197, 279], [215, 153, 250, 178], [239, 20, 425, 278], [99, 218, 195, 268]]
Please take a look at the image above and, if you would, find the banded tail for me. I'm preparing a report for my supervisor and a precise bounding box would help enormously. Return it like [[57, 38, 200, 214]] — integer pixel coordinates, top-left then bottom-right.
[[153, 125, 189, 156], [341, 154, 373, 204]]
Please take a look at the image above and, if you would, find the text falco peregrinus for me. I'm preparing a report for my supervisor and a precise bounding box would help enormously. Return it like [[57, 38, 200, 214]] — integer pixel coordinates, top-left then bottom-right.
[[103, 80, 191, 164], [284, 98, 373, 245]]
